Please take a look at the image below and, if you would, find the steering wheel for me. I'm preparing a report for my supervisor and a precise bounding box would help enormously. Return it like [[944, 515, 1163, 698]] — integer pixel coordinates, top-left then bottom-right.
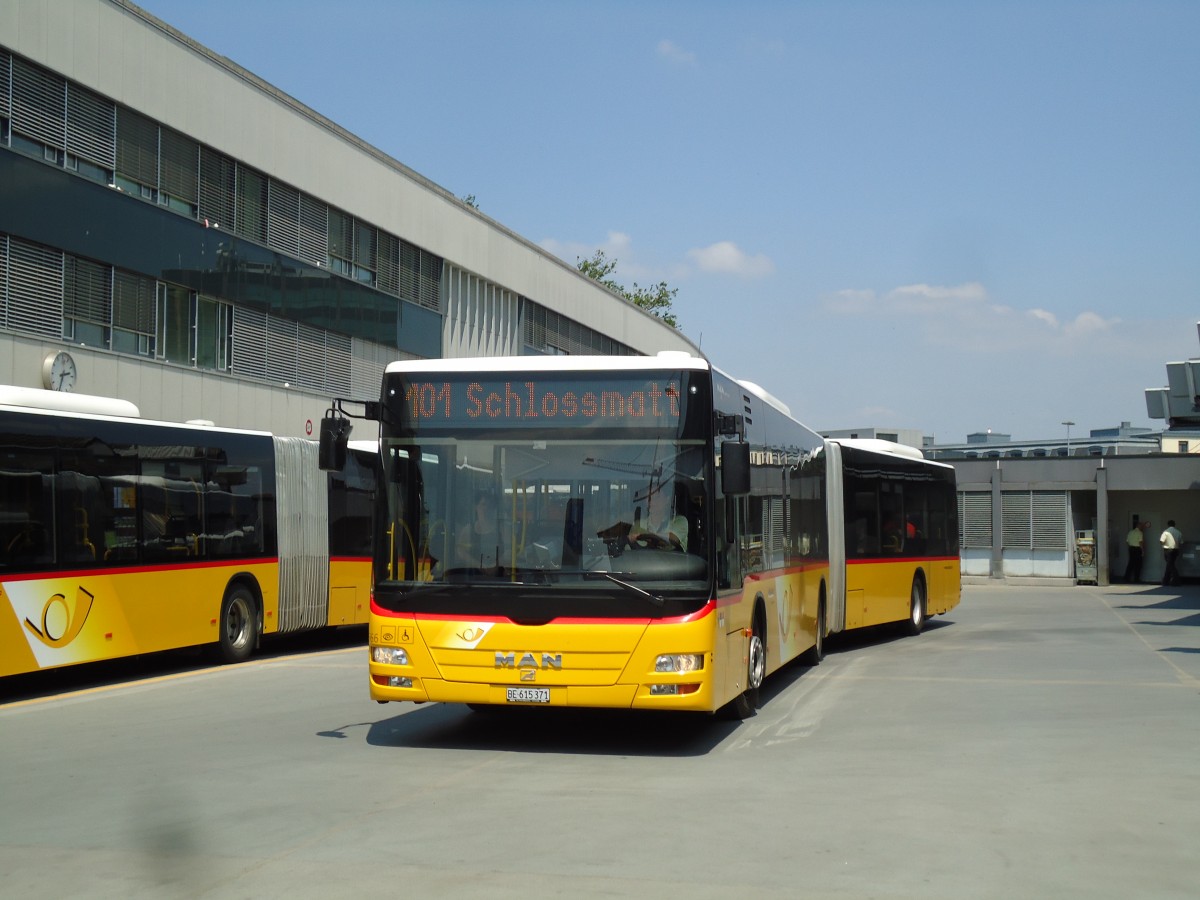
[[632, 532, 670, 550]]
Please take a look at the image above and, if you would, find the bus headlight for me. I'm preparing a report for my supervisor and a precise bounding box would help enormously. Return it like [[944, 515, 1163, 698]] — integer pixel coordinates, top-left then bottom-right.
[[372, 646, 409, 665], [655, 653, 704, 673]]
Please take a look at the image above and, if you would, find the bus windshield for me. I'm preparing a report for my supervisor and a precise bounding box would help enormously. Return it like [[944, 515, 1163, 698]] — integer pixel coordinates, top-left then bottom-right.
[[376, 433, 711, 616]]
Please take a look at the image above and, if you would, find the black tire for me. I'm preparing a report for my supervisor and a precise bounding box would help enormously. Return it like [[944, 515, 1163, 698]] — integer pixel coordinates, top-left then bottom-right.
[[904, 576, 926, 636], [723, 614, 765, 720], [218, 585, 259, 663], [801, 598, 826, 666]]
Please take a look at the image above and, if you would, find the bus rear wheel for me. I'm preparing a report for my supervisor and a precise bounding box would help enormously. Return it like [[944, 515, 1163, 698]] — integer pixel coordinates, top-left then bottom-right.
[[219, 585, 259, 663], [905, 577, 926, 636], [801, 599, 825, 666]]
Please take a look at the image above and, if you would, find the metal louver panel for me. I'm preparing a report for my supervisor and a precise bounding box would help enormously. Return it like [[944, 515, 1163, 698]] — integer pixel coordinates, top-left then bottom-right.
[[419, 250, 442, 311], [8, 238, 63, 337], [159, 126, 198, 205], [231, 306, 267, 379], [11, 57, 65, 148], [64, 256, 111, 324], [0, 234, 8, 329], [296, 322, 326, 391], [1032, 491, 1067, 550], [0, 51, 11, 119], [1001, 491, 1032, 549], [267, 181, 300, 256], [376, 231, 399, 295], [959, 492, 992, 549], [112, 269, 156, 332], [325, 331, 352, 394], [327, 208, 352, 265], [235, 164, 267, 242], [398, 240, 419, 303], [116, 107, 158, 187], [65, 84, 116, 169], [265, 315, 298, 384], [273, 437, 329, 633], [198, 145, 235, 227], [297, 193, 327, 266], [351, 337, 395, 399]]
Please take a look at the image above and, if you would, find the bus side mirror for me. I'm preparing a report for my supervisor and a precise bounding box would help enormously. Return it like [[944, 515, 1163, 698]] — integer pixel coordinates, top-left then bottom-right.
[[319, 416, 352, 470], [721, 440, 750, 496]]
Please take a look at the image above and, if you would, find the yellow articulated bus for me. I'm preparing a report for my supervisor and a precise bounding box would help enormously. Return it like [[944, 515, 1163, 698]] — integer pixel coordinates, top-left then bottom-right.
[[0, 386, 374, 679], [322, 353, 959, 718]]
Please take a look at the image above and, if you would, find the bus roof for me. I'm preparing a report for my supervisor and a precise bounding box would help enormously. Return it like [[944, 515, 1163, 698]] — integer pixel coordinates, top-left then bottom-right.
[[828, 437, 935, 463], [384, 351, 712, 376], [0, 384, 141, 418], [0, 385, 272, 439]]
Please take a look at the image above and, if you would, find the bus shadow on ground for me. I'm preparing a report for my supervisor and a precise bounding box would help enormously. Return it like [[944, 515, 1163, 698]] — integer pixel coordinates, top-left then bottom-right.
[[353, 623, 950, 756], [0, 625, 368, 705], [362, 702, 741, 756]]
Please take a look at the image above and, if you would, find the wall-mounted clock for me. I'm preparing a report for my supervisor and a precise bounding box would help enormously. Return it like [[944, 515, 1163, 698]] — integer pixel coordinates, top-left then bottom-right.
[[42, 351, 78, 392]]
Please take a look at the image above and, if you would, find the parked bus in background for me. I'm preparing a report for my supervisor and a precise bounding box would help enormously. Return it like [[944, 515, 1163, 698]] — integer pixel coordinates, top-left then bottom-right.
[[0, 386, 374, 678], [322, 352, 959, 718]]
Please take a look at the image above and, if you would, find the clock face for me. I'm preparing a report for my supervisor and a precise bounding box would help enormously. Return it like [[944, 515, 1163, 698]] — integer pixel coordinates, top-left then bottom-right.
[[43, 352, 77, 392]]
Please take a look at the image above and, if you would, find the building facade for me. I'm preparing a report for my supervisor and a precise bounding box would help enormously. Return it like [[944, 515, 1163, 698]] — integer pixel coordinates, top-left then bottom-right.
[[0, 0, 698, 437]]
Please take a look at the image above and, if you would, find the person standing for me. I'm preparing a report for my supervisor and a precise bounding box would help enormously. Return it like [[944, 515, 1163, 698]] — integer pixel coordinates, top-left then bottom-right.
[[1124, 517, 1146, 584], [1159, 519, 1183, 586]]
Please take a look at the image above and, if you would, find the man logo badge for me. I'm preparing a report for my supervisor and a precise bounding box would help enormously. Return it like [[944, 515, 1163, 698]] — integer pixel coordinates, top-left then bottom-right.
[[495, 651, 562, 670]]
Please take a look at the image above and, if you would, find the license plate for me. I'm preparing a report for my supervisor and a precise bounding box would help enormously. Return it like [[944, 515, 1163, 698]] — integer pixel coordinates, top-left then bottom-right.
[[506, 687, 550, 704]]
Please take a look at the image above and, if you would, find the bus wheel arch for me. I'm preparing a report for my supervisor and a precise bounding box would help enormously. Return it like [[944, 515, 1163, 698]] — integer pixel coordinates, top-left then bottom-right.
[[723, 597, 767, 720], [905, 570, 927, 636], [218, 576, 262, 663]]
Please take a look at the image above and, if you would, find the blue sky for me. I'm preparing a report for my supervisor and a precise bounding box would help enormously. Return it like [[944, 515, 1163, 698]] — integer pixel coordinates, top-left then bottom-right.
[[137, 0, 1198, 443]]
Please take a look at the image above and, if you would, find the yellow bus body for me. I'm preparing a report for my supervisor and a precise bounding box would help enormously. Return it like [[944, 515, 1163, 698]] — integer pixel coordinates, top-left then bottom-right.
[[0, 561, 278, 678], [1, 556, 373, 678], [327, 557, 372, 626], [844, 556, 961, 630], [367, 563, 828, 713]]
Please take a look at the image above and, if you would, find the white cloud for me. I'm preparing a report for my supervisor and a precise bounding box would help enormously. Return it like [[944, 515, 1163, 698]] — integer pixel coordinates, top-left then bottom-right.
[[542, 232, 772, 285], [657, 39, 696, 65], [1028, 308, 1059, 328], [1065, 311, 1118, 336], [686, 241, 775, 277], [823, 280, 1120, 355]]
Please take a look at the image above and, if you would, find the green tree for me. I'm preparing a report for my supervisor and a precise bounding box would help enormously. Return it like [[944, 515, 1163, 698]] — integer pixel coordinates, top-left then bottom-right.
[[576, 250, 679, 329]]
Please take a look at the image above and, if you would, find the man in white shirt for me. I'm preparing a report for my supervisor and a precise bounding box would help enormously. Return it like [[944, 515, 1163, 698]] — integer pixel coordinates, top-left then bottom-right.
[[1160, 519, 1183, 586]]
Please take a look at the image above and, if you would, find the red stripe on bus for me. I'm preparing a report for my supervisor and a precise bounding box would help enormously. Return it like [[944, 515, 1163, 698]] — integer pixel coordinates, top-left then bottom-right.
[[847, 555, 960, 565], [0, 556, 279, 582], [370, 597, 719, 627]]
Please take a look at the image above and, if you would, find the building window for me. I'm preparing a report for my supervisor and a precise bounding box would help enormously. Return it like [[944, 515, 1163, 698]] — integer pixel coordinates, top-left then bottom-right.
[[64, 255, 111, 348], [235, 164, 268, 243], [327, 207, 353, 278], [112, 269, 156, 356], [159, 126, 199, 216], [157, 283, 191, 365], [115, 107, 159, 201], [196, 295, 232, 372], [1180, 441, 1190, 454]]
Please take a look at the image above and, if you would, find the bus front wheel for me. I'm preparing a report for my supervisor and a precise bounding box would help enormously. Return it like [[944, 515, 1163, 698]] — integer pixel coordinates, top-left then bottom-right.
[[801, 598, 825, 666], [724, 617, 765, 720], [219, 585, 259, 663], [905, 577, 926, 636]]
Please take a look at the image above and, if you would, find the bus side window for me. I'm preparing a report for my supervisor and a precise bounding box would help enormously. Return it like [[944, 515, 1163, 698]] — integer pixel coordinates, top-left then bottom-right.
[[58, 450, 138, 565], [142, 460, 205, 560], [0, 450, 54, 567]]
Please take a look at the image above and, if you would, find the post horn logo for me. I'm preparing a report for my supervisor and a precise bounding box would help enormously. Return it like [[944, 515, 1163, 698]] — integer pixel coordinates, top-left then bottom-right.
[[24, 587, 95, 649]]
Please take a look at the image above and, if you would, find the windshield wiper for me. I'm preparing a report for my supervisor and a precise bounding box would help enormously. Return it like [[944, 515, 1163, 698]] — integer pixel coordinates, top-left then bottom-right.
[[586, 571, 665, 607]]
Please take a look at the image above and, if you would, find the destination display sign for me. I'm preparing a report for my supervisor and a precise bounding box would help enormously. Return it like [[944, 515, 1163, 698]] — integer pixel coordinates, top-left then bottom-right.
[[390, 372, 691, 431]]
